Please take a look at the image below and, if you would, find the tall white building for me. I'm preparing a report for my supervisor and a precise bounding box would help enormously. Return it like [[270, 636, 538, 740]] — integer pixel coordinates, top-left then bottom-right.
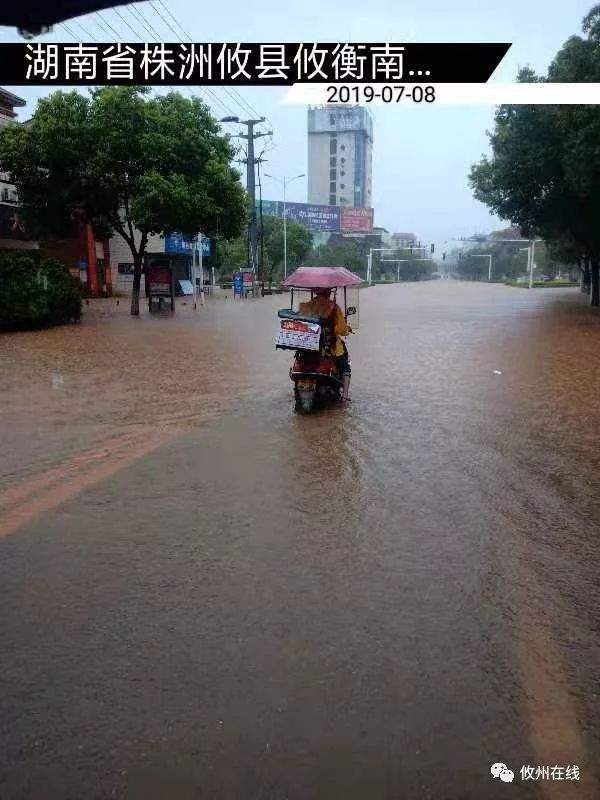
[[307, 106, 373, 208]]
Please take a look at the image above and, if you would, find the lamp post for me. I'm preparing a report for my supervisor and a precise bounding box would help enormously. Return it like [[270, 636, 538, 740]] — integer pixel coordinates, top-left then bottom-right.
[[265, 172, 305, 279]]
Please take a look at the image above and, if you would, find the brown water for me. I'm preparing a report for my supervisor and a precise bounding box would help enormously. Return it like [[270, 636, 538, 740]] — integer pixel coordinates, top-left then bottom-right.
[[1, 282, 599, 799]]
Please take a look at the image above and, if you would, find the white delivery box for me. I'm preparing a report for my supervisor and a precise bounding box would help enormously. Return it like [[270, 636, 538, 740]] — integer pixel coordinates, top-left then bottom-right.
[[275, 317, 321, 351]]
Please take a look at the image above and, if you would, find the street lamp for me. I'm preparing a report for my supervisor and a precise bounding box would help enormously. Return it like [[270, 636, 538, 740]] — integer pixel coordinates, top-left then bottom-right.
[[264, 172, 305, 279]]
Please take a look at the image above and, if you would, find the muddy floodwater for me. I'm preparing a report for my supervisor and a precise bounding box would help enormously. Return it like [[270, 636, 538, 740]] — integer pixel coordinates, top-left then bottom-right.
[[1, 282, 599, 799]]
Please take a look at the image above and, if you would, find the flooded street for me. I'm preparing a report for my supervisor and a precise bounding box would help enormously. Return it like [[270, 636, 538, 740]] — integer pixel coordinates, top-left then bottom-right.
[[1, 281, 599, 799]]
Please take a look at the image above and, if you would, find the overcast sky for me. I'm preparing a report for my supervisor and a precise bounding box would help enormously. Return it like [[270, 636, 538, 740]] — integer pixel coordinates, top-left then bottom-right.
[[0, 0, 595, 248]]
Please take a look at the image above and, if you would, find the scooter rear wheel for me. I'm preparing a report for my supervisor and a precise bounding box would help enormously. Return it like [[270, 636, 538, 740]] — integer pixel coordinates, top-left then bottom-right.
[[294, 389, 316, 414]]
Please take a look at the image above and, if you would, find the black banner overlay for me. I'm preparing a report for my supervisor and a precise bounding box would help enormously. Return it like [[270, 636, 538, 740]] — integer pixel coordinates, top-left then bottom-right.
[[0, 43, 511, 86]]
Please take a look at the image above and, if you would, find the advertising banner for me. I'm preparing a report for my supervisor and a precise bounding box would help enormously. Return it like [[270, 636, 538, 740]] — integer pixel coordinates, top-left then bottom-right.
[[284, 202, 340, 232], [341, 206, 374, 232], [258, 200, 374, 233], [148, 265, 172, 297], [275, 318, 321, 351]]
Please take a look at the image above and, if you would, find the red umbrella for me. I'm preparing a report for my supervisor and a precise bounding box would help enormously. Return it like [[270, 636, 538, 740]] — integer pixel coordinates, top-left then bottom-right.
[[282, 266, 362, 289]]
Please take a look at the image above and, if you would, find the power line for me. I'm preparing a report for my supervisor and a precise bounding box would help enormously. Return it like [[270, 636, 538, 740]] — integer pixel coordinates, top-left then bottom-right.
[[96, 12, 121, 39], [66, 19, 99, 41], [117, 5, 237, 116], [151, 0, 269, 124], [92, 14, 114, 38], [111, 7, 140, 39], [148, 0, 181, 39], [60, 22, 79, 39], [128, 4, 161, 38]]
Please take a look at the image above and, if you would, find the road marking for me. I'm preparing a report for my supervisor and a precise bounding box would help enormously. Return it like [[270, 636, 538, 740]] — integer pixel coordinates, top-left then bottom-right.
[[0, 430, 173, 538]]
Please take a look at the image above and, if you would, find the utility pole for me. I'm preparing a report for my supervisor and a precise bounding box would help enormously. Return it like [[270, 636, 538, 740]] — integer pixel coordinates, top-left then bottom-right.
[[221, 116, 272, 282]]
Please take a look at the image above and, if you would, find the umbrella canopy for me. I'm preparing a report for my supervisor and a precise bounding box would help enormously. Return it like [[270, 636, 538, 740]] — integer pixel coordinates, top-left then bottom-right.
[[1, 1, 140, 32], [282, 266, 362, 289]]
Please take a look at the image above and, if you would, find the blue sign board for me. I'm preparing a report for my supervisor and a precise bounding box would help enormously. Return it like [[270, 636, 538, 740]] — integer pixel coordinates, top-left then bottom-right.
[[233, 272, 244, 296], [164, 233, 212, 256], [164, 233, 192, 254]]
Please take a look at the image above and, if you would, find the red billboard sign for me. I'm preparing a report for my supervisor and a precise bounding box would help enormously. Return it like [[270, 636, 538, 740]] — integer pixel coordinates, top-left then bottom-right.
[[341, 207, 374, 233]]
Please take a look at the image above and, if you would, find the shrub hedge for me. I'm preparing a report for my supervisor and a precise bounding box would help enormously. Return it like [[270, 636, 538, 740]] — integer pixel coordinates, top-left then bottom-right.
[[0, 251, 82, 332]]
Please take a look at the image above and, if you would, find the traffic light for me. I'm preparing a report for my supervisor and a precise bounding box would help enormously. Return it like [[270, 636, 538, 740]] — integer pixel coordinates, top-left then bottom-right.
[[430, 243, 435, 254], [442, 252, 446, 261], [458, 251, 463, 261]]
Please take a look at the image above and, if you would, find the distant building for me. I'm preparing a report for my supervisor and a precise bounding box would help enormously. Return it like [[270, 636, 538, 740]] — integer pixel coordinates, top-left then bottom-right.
[[0, 88, 35, 252], [307, 106, 373, 209], [0, 87, 25, 127]]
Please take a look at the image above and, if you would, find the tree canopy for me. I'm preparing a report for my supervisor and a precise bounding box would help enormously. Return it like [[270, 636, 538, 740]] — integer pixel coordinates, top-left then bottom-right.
[[469, 6, 600, 304], [0, 88, 247, 313]]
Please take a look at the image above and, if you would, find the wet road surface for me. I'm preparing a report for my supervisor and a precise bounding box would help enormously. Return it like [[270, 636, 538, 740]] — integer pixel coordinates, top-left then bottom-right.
[[1, 282, 599, 799]]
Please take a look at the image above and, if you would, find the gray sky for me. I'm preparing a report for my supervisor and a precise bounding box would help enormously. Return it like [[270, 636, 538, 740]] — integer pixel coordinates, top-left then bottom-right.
[[0, 0, 594, 248]]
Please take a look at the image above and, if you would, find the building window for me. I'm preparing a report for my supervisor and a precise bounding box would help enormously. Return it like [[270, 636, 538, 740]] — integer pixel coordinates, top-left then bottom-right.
[[340, 170, 345, 177], [340, 144, 346, 151], [339, 197, 347, 204], [330, 156, 337, 167], [329, 194, 336, 205], [329, 181, 336, 193], [330, 138, 337, 154], [341, 157, 345, 163], [330, 169, 336, 181], [330, 114, 336, 125], [340, 183, 345, 189]]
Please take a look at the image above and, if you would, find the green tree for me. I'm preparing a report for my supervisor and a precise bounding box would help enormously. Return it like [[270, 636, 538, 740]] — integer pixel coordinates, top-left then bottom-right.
[[0, 88, 247, 315], [470, 9, 600, 305], [218, 234, 248, 277], [310, 240, 365, 275], [261, 216, 313, 286]]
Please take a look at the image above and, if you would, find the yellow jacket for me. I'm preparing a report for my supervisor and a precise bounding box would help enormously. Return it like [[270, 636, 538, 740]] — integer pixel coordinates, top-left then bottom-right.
[[299, 296, 351, 356]]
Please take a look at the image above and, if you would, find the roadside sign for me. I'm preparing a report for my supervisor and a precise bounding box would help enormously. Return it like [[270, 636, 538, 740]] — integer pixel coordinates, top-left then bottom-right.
[[275, 318, 321, 351], [233, 272, 244, 296], [148, 265, 172, 296]]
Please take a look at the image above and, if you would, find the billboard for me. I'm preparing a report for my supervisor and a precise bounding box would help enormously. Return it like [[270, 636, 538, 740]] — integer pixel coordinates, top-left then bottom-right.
[[284, 202, 340, 232], [257, 200, 373, 233], [341, 206, 374, 233]]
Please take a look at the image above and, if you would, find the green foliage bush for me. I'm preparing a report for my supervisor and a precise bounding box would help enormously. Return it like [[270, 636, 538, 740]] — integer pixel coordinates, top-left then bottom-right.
[[0, 251, 81, 331]]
